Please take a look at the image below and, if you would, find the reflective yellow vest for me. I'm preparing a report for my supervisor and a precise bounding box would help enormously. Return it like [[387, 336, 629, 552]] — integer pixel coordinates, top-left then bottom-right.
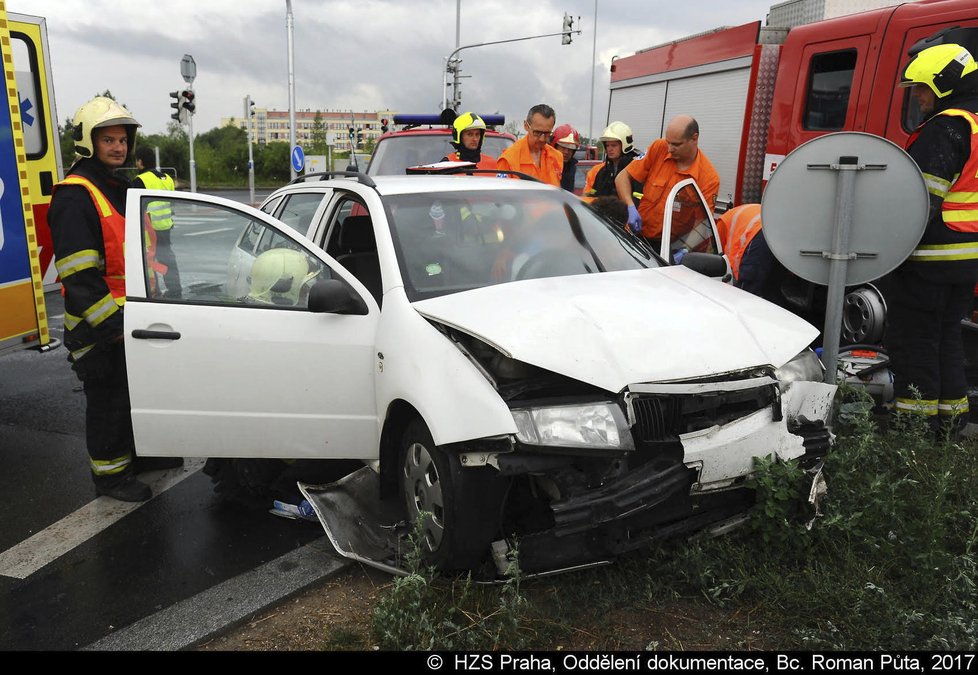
[[136, 170, 175, 231]]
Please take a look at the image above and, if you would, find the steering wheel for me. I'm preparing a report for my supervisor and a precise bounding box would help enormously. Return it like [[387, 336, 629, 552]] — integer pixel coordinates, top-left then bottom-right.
[[514, 249, 581, 281]]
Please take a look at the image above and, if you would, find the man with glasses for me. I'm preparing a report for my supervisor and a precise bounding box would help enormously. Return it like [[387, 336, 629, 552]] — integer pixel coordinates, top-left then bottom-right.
[[496, 103, 563, 187], [615, 115, 719, 248]]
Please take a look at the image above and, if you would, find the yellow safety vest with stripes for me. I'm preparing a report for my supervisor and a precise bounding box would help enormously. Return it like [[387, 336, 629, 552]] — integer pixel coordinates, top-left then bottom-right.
[[136, 170, 175, 231]]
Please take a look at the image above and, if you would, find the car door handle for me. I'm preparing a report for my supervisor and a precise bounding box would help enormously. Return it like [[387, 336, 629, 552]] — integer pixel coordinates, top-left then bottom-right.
[[132, 329, 181, 340]]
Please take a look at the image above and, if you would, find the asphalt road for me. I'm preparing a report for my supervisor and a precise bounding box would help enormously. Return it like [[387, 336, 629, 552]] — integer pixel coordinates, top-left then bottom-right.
[[0, 186, 349, 651]]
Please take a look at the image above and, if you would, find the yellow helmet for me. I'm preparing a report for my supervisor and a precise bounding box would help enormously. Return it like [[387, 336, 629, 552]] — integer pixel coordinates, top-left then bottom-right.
[[900, 43, 978, 98], [452, 112, 486, 145], [599, 121, 635, 154], [248, 248, 320, 306], [71, 96, 140, 158]]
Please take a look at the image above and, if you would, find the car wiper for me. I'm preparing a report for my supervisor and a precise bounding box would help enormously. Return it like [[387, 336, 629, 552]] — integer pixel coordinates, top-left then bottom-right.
[[564, 203, 605, 273]]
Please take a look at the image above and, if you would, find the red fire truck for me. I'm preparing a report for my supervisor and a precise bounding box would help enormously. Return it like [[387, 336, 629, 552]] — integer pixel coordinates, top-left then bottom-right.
[[607, 0, 978, 209]]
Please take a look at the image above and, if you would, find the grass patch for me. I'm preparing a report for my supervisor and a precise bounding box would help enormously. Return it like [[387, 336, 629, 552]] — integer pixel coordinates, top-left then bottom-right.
[[371, 388, 978, 649]]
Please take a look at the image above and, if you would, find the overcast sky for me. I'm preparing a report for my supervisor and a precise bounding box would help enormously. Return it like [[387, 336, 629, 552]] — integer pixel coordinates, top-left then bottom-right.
[[10, 0, 776, 141]]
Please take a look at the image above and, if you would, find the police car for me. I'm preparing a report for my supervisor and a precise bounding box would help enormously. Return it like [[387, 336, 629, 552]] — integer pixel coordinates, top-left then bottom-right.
[[124, 171, 836, 576]]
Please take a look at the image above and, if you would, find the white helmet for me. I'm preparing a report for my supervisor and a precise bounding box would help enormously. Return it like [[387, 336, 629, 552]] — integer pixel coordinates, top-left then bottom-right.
[[599, 121, 634, 154], [71, 96, 140, 158]]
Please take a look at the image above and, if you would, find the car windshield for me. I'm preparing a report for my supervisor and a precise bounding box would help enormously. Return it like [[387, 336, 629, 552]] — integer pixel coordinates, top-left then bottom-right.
[[368, 134, 514, 175], [384, 189, 662, 301]]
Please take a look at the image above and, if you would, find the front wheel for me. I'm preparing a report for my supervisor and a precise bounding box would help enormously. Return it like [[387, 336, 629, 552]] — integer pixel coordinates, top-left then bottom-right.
[[400, 419, 503, 572]]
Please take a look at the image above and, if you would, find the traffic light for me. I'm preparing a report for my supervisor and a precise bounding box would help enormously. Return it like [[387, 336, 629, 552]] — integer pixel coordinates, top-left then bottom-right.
[[381, 118, 389, 133], [356, 130, 363, 146], [170, 91, 181, 121], [562, 12, 574, 45], [181, 89, 196, 114], [348, 126, 355, 138]]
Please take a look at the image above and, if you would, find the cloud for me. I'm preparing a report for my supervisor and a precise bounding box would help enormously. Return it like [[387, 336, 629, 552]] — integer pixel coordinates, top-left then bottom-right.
[[9, 0, 775, 139]]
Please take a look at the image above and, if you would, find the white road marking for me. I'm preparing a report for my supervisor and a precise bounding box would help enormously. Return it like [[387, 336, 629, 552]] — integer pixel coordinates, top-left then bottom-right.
[[183, 227, 235, 237], [0, 459, 205, 580]]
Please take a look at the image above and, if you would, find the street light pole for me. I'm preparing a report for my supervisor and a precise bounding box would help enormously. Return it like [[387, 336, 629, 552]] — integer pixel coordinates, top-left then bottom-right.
[[244, 95, 255, 206], [286, 0, 297, 180], [588, 0, 598, 145]]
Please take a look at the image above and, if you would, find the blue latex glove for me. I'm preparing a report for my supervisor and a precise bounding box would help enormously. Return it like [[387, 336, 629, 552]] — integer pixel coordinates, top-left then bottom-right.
[[626, 205, 642, 234], [673, 248, 688, 265]]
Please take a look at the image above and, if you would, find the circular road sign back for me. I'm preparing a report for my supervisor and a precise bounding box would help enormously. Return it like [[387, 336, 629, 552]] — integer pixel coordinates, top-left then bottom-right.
[[761, 132, 929, 287]]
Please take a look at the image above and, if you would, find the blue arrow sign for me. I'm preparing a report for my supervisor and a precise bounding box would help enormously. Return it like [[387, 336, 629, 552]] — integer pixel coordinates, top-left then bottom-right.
[[291, 145, 305, 173], [19, 96, 34, 127]]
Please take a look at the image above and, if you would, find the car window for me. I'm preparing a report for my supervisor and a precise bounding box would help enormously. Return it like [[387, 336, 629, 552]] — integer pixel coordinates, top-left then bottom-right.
[[139, 196, 329, 310], [320, 195, 383, 305], [276, 192, 326, 234], [383, 189, 661, 301], [260, 195, 283, 216], [368, 133, 513, 175]]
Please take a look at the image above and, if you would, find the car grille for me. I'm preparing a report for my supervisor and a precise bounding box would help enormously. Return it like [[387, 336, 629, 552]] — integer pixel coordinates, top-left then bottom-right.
[[628, 384, 778, 443]]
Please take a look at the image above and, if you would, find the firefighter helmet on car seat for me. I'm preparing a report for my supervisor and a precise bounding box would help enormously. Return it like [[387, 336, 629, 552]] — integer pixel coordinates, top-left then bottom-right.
[[248, 248, 320, 306], [71, 96, 141, 158], [599, 121, 635, 154], [451, 112, 487, 145], [900, 43, 978, 98], [550, 124, 581, 149]]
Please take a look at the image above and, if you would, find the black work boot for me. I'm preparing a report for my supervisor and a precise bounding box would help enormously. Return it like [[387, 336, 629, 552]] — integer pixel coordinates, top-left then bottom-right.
[[132, 456, 184, 474], [94, 472, 152, 502]]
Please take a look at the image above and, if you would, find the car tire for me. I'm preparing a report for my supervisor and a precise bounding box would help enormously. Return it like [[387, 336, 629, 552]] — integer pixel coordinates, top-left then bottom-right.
[[400, 419, 503, 573]]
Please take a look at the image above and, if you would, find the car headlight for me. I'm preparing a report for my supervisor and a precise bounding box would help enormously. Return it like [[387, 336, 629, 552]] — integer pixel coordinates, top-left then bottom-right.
[[511, 402, 634, 450], [774, 349, 824, 384]]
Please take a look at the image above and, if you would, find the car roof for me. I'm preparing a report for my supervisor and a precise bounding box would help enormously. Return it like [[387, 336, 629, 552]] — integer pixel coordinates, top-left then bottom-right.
[[266, 174, 563, 201]]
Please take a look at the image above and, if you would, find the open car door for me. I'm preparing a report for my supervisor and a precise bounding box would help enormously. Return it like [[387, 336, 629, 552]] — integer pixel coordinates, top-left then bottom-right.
[[659, 178, 724, 271], [123, 190, 380, 460]]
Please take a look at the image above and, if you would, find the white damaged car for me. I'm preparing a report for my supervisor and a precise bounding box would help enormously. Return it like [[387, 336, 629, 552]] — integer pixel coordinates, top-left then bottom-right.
[[125, 173, 836, 575]]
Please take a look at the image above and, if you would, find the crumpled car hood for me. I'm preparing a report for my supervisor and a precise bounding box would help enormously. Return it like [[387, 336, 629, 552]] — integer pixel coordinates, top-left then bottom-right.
[[413, 267, 818, 393]]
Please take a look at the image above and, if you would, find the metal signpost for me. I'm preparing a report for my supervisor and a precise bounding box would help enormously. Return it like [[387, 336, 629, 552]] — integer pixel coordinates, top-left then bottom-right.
[[761, 132, 929, 384], [180, 54, 197, 193], [244, 94, 255, 205]]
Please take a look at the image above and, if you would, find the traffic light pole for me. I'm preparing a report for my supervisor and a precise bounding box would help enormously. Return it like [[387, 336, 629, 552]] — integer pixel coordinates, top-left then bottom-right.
[[188, 109, 197, 193], [442, 26, 580, 111]]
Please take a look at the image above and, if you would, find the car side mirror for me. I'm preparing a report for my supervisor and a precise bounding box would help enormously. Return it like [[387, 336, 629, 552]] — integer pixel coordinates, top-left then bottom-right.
[[308, 279, 368, 315], [679, 252, 728, 278]]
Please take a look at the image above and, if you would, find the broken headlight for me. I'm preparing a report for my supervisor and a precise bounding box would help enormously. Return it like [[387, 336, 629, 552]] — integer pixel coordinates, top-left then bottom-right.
[[774, 349, 824, 385], [511, 403, 635, 450]]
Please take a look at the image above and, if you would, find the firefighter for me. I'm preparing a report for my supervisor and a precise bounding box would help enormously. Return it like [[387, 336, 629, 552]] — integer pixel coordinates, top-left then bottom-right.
[[133, 146, 181, 298], [442, 112, 497, 170], [887, 43, 978, 432], [615, 115, 719, 248], [582, 121, 641, 202], [715, 203, 784, 302], [48, 97, 170, 502], [550, 124, 580, 192], [496, 103, 563, 187]]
